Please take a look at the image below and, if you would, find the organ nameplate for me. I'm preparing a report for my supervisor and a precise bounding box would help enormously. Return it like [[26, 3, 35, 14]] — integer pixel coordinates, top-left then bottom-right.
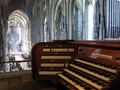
[[91, 53, 112, 60], [41, 56, 71, 59], [39, 71, 62, 75], [41, 63, 65, 67], [43, 48, 74, 52]]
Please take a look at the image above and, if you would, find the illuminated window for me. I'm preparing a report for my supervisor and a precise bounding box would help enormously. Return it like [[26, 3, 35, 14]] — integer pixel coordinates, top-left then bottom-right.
[[3, 10, 31, 72]]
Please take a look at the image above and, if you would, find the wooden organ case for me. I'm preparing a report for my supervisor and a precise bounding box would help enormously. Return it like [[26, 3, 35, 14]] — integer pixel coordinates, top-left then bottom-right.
[[32, 41, 75, 80], [32, 40, 120, 90]]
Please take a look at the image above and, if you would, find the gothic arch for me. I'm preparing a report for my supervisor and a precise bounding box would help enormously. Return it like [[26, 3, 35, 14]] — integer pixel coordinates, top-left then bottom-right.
[[6, 9, 31, 61], [53, 0, 68, 40], [53, 0, 62, 40]]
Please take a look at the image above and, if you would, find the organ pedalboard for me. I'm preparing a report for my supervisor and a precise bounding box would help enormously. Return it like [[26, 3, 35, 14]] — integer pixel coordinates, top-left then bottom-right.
[[32, 40, 120, 90]]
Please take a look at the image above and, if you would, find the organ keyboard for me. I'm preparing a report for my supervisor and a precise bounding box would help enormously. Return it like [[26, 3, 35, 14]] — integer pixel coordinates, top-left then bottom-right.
[[32, 40, 120, 90]]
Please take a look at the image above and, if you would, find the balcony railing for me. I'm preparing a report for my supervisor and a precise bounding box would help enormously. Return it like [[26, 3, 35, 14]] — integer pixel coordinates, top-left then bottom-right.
[[0, 59, 31, 73]]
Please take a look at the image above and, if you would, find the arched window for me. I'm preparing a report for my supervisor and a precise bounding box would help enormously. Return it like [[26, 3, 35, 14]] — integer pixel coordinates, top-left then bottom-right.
[[5, 10, 31, 72]]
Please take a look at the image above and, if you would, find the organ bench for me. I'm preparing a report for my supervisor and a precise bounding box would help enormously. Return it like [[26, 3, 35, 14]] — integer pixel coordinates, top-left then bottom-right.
[[32, 40, 120, 90]]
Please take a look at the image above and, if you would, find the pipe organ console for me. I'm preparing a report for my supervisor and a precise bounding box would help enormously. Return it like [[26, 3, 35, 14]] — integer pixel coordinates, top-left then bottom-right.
[[32, 40, 120, 90], [32, 41, 75, 80]]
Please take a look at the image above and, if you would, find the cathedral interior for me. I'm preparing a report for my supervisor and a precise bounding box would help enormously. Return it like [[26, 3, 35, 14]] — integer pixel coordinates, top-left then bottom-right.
[[0, 0, 120, 90]]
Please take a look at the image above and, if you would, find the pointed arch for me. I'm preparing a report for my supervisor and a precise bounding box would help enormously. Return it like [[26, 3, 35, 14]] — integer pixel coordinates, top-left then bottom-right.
[[6, 9, 31, 61], [53, 0, 68, 40]]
